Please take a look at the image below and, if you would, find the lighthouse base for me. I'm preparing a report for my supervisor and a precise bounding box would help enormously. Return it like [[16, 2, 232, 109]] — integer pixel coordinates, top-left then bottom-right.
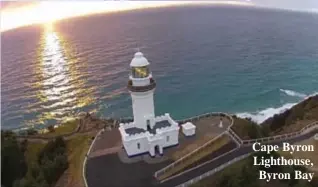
[[119, 113, 180, 157]]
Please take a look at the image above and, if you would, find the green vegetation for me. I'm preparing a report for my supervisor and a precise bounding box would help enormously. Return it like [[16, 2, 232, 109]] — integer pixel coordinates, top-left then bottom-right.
[[232, 95, 318, 139], [158, 135, 231, 180], [231, 116, 269, 140], [65, 135, 92, 187], [280, 138, 318, 173], [1, 115, 95, 187], [1, 127, 92, 187], [10, 137, 69, 187], [45, 119, 78, 137], [1, 131, 28, 187], [1, 131, 93, 187], [192, 95, 318, 187], [262, 95, 318, 134], [191, 151, 318, 187], [24, 142, 46, 174]]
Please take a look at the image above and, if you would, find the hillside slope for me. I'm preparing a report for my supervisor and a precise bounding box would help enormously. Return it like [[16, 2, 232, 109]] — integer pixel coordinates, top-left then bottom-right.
[[261, 94, 318, 134]]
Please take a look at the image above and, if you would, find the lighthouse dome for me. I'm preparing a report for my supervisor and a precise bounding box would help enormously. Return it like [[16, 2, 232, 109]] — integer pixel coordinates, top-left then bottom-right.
[[130, 52, 150, 67]]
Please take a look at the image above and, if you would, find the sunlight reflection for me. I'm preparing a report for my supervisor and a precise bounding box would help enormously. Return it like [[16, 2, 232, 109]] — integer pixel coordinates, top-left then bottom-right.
[[26, 23, 95, 127]]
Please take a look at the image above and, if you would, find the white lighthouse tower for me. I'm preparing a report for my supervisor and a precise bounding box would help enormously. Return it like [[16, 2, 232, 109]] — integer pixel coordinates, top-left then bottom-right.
[[128, 52, 156, 130], [119, 52, 181, 157]]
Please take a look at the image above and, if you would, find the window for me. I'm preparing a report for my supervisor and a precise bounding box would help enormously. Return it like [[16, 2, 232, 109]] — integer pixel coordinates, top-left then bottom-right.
[[137, 143, 140, 149], [131, 66, 149, 78], [166, 136, 169, 142]]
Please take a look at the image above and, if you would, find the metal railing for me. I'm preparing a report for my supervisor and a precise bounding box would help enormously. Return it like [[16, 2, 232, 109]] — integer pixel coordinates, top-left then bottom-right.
[[127, 79, 156, 92], [82, 129, 104, 187], [82, 113, 317, 187], [228, 128, 243, 145], [154, 113, 234, 179], [160, 147, 240, 183], [174, 121, 318, 187], [241, 121, 318, 146], [177, 112, 230, 124], [175, 153, 251, 187]]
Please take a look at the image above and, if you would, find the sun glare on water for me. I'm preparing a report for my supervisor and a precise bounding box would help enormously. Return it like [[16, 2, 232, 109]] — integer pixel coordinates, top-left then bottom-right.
[[0, 1, 254, 32], [24, 22, 96, 127]]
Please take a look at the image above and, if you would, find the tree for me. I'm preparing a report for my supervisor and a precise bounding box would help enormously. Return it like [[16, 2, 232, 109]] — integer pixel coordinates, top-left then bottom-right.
[[247, 123, 261, 139], [1, 131, 27, 187], [37, 137, 68, 186], [239, 165, 258, 187], [47, 125, 55, 133], [26, 129, 38, 135]]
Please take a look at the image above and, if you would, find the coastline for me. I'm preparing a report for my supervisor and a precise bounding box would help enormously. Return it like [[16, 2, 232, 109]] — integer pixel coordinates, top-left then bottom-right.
[[7, 92, 318, 134], [237, 92, 318, 124]]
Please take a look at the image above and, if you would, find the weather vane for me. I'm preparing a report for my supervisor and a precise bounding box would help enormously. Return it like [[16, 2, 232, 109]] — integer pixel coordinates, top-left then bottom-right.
[[134, 46, 145, 53]]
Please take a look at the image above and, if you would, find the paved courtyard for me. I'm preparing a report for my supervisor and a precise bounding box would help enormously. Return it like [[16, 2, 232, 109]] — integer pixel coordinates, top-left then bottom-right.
[[86, 115, 232, 187]]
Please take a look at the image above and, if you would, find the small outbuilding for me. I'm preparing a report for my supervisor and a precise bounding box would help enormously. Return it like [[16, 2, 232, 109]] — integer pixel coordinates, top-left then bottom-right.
[[181, 122, 196, 137]]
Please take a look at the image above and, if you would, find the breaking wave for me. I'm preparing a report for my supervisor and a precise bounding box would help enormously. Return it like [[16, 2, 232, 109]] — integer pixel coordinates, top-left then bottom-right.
[[279, 89, 307, 98], [236, 103, 297, 124], [237, 91, 318, 124]]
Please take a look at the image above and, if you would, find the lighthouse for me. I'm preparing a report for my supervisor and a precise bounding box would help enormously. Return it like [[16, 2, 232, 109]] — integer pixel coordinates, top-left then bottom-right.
[[118, 51, 182, 157], [127, 52, 156, 131]]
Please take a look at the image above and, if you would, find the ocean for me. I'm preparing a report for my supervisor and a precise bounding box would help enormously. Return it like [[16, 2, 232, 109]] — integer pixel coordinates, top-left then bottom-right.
[[1, 5, 318, 130]]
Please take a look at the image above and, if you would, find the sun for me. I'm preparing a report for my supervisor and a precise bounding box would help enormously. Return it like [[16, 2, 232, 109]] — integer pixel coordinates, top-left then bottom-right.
[[1, 1, 254, 32]]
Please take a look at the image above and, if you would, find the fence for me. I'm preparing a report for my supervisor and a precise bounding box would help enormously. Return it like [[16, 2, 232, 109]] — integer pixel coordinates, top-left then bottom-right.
[[154, 113, 234, 180], [175, 153, 251, 187], [227, 128, 243, 145], [160, 147, 240, 183], [158, 121, 317, 185], [82, 128, 104, 187], [174, 121, 318, 187], [241, 121, 318, 146], [177, 112, 230, 124]]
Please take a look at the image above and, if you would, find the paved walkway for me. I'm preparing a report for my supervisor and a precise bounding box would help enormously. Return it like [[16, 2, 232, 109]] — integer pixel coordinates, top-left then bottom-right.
[[158, 130, 318, 187], [86, 128, 318, 187]]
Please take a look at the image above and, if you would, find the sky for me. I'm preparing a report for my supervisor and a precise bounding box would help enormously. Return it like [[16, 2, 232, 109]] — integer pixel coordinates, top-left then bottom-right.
[[1, 0, 318, 32], [253, 0, 318, 12]]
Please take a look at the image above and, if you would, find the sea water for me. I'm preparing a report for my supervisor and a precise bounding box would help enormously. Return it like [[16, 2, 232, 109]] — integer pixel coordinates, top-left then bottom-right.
[[1, 6, 318, 130]]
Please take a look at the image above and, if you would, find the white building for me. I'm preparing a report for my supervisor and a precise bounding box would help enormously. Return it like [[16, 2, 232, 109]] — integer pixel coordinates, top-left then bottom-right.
[[181, 122, 196, 137], [119, 52, 180, 157]]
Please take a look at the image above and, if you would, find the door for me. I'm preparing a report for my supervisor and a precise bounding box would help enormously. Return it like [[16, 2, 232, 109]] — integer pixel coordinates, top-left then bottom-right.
[[154, 145, 160, 155], [146, 119, 151, 131]]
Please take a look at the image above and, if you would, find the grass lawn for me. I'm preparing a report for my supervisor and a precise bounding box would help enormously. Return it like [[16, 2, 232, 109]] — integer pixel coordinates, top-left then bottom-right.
[[190, 156, 249, 187], [158, 134, 231, 180], [172, 134, 217, 161], [24, 142, 46, 176], [24, 121, 94, 187], [231, 117, 261, 140], [45, 120, 79, 137], [273, 119, 316, 135], [65, 134, 92, 187], [280, 137, 318, 173]]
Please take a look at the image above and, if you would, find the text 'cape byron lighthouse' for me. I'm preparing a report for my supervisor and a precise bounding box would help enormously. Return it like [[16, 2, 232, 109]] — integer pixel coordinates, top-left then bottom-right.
[[118, 52, 196, 157]]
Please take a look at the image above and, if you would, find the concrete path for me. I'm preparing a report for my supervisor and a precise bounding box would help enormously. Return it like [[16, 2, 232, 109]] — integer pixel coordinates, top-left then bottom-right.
[[86, 129, 318, 187], [158, 129, 318, 187]]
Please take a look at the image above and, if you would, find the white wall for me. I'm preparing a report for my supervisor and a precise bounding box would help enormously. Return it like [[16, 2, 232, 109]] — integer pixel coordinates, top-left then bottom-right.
[[182, 127, 195, 136], [160, 128, 179, 148], [148, 136, 164, 156], [120, 113, 180, 157], [122, 133, 149, 156], [131, 90, 155, 130], [122, 126, 179, 157], [156, 124, 179, 148]]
